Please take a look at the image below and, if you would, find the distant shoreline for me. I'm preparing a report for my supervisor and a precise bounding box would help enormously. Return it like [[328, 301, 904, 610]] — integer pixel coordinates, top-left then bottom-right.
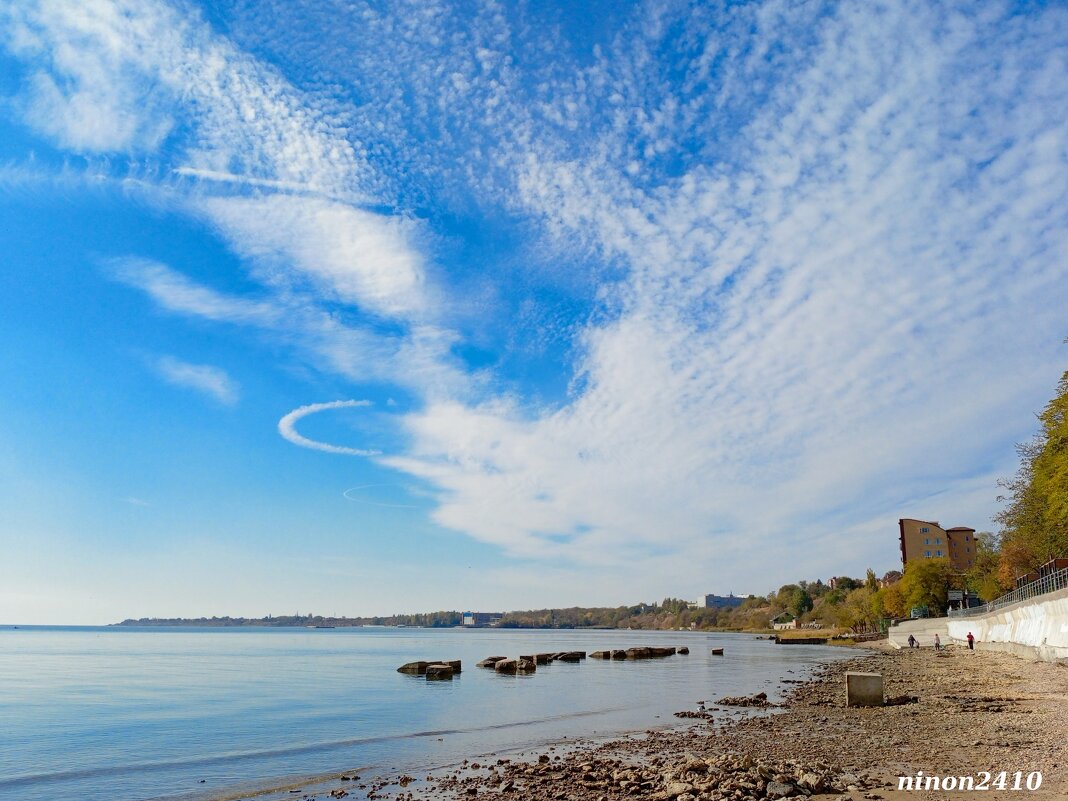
[[110, 615, 754, 632]]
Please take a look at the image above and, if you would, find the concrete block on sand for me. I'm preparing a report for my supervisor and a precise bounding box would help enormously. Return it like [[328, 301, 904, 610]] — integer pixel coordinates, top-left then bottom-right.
[[845, 672, 883, 707]]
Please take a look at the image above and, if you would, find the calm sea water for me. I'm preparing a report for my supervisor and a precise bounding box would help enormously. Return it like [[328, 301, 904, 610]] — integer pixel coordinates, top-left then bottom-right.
[[0, 626, 854, 801]]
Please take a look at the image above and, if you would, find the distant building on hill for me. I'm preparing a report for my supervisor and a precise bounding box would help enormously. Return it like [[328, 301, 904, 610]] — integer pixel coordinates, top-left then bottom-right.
[[696, 593, 747, 609], [461, 611, 503, 627], [898, 518, 976, 571], [769, 611, 798, 630]]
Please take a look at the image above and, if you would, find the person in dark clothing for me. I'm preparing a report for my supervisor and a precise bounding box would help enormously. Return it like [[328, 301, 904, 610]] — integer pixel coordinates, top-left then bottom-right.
[[907, 634, 917, 648], [967, 631, 975, 650]]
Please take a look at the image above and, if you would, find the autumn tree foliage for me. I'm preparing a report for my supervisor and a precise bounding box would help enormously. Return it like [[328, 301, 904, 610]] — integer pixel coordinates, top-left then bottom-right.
[[995, 369, 1068, 583]]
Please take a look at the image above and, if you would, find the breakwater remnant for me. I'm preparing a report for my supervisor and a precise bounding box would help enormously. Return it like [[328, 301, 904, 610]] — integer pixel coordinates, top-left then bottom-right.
[[397, 659, 462, 679], [495, 657, 537, 674], [471, 646, 690, 675], [625, 646, 677, 658]]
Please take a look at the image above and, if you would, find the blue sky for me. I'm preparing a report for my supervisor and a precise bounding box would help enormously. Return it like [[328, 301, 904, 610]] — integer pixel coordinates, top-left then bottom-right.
[[1, 0, 1066, 624]]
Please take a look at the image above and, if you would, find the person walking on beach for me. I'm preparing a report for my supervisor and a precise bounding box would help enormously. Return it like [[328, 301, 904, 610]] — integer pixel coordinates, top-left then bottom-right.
[[934, 633, 942, 650], [907, 634, 917, 649], [967, 632, 975, 650]]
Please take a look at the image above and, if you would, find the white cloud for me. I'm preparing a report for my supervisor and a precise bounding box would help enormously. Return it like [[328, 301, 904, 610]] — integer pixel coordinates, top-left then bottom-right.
[[154, 356, 239, 405], [200, 195, 426, 318], [110, 257, 467, 397], [377, 0, 1068, 582], [110, 258, 280, 325], [277, 400, 379, 456], [6, 0, 1068, 596]]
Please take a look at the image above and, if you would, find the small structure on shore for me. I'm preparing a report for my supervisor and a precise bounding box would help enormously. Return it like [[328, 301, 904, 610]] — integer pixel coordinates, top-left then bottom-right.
[[845, 671, 884, 707], [770, 611, 799, 630]]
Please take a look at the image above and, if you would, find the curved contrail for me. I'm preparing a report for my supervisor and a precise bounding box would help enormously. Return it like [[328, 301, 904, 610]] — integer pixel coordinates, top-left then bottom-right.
[[277, 400, 379, 456]]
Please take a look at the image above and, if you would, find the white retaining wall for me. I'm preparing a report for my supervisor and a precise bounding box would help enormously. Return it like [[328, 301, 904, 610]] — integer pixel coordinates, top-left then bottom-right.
[[945, 586, 1068, 662], [888, 618, 949, 649]]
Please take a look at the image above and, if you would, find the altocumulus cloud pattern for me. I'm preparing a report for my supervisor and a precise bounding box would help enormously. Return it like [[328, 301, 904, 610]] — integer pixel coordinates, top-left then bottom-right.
[[2, 0, 1067, 588]]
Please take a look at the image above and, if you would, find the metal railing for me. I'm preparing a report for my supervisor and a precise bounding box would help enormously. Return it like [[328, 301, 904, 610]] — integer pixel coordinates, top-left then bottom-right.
[[948, 566, 1068, 618]]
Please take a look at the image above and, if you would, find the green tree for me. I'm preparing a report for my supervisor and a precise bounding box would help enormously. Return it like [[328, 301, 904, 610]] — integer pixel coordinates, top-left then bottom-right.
[[966, 531, 1008, 601], [899, 558, 954, 614], [834, 587, 879, 631], [788, 587, 814, 617], [878, 581, 906, 618], [995, 369, 1068, 578], [865, 568, 879, 591]]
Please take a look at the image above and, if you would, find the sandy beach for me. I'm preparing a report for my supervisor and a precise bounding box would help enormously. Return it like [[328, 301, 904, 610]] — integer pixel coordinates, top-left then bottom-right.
[[338, 642, 1067, 801]]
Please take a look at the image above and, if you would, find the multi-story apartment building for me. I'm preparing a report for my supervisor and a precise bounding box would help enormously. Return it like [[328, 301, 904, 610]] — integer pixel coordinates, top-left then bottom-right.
[[695, 593, 747, 609], [898, 518, 976, 572]]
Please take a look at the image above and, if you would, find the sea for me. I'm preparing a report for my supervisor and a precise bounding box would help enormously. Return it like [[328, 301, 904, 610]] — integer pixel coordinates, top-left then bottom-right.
[[0, 626, 856, 801]]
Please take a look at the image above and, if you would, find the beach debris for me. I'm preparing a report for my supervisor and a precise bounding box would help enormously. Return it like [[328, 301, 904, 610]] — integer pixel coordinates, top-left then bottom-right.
[[885, 694, 918, 706], [715, 691, 778, 708], [673, 708, 714, 720]]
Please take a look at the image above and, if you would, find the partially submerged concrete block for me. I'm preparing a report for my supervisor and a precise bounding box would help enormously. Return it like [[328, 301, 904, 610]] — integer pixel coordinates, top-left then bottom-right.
[[425, 663, 455, 679], [845, 672, 884, 707]]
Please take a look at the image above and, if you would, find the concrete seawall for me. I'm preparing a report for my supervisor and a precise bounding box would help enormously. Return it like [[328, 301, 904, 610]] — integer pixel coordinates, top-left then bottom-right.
[[945, 586, 1068, 662]]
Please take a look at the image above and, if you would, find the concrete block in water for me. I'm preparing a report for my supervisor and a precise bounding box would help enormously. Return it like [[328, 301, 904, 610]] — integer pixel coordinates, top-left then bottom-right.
[[845, 672, 884, 707]]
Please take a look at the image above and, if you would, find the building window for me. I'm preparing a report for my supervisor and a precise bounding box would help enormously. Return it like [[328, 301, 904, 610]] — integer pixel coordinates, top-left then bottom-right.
[[921, 527, 929, 533], [924, 551, 932, 557], [924, 538, 930, 545], [966, 546, 971, 552], [936, 550, 943, 557], [936, 538, 942, 544], [966, 535, 970, 541]]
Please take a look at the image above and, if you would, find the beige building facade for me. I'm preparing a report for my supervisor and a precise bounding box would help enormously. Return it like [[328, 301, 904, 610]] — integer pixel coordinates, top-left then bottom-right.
[[898, 518, 976, 572]]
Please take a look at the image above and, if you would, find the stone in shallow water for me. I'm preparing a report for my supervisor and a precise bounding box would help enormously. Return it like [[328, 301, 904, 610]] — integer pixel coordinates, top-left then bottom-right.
[[425, 664, 455, 679]]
